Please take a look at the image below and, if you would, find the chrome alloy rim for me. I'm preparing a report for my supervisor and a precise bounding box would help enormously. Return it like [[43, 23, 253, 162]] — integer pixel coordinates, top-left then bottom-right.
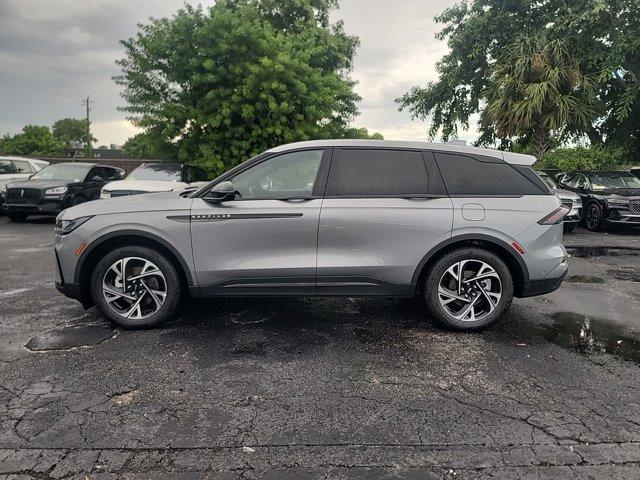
[[102, 257, 167, 320], [438, 260, 502, 322]]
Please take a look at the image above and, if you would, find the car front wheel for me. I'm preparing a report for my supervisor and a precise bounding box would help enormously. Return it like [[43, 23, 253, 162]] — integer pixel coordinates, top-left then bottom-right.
[[424, 248, 514, 330], [584, 203, 604, 232], [91, 246, 182, 328]]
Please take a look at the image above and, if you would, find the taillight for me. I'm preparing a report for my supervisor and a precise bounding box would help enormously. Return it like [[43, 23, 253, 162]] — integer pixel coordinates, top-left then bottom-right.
[[538, 206, 570, 225]]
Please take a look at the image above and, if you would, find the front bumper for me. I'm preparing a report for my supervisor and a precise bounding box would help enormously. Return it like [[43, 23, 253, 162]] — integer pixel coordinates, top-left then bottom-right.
[[4, 197, 67, 215], [520, 260, 568, 297]]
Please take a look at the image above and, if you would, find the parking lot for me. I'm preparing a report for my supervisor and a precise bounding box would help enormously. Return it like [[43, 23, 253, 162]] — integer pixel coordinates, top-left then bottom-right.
[[1, 216, 640, 479]]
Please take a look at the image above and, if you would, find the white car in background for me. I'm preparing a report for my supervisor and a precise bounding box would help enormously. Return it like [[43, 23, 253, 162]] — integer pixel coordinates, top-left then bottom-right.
[[0, 156, 50, 211], [100, 163, 209, 199]]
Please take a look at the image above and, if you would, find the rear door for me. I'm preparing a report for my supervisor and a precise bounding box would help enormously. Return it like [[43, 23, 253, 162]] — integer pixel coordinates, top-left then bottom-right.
[[317, 148, 453, 295]]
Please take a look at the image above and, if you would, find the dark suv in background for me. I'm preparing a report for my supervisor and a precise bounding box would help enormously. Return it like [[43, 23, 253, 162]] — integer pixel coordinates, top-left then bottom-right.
[[4, 162, 124, 221], [557, 171, 640, 231]]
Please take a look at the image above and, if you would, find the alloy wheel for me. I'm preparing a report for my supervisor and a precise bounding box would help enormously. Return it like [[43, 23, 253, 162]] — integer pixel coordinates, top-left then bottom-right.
[[585, 205, 599, 230], [438, 259, 502, 322], [102, 257, 167, 320]]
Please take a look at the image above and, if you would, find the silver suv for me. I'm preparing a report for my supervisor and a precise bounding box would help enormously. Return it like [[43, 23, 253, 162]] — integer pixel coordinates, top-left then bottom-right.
[[54, 140, 568, 330]]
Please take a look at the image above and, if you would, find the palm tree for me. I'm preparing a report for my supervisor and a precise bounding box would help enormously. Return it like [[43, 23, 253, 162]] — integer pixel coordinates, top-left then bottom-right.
[[482, 35, 600, 160]]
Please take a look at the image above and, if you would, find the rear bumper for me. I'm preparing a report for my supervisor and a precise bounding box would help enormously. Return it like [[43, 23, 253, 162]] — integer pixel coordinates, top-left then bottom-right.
[[520, 260, 568, 297]]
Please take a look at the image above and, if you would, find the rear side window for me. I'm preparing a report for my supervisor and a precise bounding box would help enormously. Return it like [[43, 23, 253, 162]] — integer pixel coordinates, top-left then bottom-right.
[[331, 149, 430, 196], [434, 152, 546, 196]]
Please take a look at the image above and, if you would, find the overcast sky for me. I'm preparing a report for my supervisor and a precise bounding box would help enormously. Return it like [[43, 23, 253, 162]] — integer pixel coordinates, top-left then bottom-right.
[[0, 0, 477, 147]]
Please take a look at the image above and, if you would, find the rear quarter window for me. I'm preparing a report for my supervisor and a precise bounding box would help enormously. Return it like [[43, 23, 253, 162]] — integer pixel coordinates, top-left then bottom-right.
[[434, 152, 547, 196]]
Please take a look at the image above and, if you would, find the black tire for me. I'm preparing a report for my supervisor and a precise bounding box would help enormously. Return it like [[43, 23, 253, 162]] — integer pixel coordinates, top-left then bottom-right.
[[7, 211, 28, 222], [563, 223, 576, 233], [423, 248, 514, 331], [91, 246, 182, 329], [584, 202, 604, 232]]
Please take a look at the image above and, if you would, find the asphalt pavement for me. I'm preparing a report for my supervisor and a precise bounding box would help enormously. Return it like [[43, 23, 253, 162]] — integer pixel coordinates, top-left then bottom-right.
[[1, 216, 640, 479]]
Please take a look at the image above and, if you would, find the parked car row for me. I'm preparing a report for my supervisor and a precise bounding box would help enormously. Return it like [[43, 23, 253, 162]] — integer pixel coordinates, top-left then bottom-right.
[[2, 156, 640, 235], [0, 157, 209, 221]]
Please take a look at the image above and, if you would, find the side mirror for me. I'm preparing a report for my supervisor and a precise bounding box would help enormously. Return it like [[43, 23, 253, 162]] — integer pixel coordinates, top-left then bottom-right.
[[204, 180, 235, 203]]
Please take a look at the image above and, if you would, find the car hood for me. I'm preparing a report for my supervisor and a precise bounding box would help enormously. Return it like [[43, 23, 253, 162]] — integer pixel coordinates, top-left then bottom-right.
[[596, 188, 640, 197], [103, 180, 189, 192], [552, 187, 581, 201], [5, 179, 70, 190], [59, 190, 193, 219]]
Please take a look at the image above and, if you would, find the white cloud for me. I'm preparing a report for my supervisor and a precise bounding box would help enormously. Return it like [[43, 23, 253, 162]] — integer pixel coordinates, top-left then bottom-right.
[[0, 0, 477, 147]]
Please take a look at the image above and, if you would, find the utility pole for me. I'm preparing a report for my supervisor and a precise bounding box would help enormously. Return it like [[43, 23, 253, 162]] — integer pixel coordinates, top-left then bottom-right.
[[83, 96, 92, 158]]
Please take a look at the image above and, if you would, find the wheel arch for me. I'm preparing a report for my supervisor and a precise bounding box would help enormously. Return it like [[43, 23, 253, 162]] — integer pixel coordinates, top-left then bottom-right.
[[75, 230, 193, 307], [411, 234, 529, 298]]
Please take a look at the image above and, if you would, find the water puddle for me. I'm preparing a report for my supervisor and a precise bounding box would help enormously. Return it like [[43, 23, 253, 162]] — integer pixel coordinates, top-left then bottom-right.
[[539, 312, 640, 364], [566, 246, 640, 258], [26, 324, 117, 351], [564, 275, 605, 284]]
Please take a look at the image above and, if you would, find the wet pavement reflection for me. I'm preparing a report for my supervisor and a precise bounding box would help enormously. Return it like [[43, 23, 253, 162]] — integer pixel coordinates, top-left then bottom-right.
[[539, 312, 640, 364]]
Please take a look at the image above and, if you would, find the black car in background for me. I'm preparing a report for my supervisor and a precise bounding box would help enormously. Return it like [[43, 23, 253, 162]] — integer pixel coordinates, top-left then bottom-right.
[[557, 171, 640, 231], [4, 162, 124, 222]]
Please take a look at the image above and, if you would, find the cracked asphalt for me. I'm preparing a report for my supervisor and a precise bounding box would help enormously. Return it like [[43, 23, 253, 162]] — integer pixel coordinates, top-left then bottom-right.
[[1, 216, 640, 479]]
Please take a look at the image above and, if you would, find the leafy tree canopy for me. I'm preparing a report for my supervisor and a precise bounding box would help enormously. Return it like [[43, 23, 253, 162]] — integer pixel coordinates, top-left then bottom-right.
[[398, 0, 640, 162], [1, 125, 66, 157], [115, 0, 377, 174], [122, 131, 178, 160], [52, 118, 96, 146]]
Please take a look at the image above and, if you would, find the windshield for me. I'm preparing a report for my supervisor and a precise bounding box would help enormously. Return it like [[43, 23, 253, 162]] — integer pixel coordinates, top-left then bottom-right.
[[127, 164, 182, 182], [31, 164, 91, 182], [590, 174, 640, 190], [537, 172, 557, 189]]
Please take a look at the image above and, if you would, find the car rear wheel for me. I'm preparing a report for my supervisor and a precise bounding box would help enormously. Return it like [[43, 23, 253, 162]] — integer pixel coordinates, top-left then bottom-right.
[[7, 211, 28, 222], [423, 248, 514, 330], [91, 246, 182, 329], [584, 203, 604, 232]]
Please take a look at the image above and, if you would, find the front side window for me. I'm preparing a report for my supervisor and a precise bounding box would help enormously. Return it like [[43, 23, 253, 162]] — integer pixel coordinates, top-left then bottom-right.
[[12, 160, 33, 174], [231, 150, 323, 199], [331, 149, 429, 196]]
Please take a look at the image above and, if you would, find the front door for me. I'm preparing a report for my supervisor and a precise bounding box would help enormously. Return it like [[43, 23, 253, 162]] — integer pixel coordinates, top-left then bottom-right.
[[190, 148, 330, 295]]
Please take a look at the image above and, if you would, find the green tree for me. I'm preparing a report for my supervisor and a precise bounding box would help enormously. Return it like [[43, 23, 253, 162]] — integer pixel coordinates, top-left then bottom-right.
[[115, 0, 366, 175], [482, 35, 600, 160], [122, 131, 177, 160], [52, 118, 96, 148], [2, 125, 66, 157], [397, 0, 640, 162]]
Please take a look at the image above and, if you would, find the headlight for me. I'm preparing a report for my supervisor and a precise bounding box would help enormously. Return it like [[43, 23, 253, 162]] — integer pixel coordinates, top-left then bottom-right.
[[45, 187, 68, 195], [605, 196, 628, 206], [100, 190, 111, 199], [54, 216, 93, 235]]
